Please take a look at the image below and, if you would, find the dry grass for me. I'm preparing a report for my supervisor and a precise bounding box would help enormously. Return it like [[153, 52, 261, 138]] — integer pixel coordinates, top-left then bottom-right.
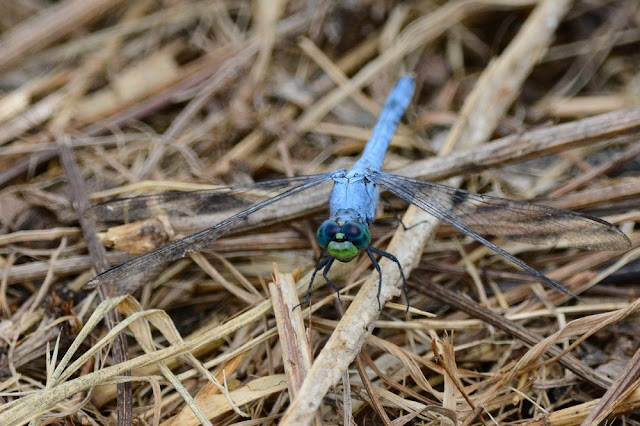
[[0, 0, 639, 425]]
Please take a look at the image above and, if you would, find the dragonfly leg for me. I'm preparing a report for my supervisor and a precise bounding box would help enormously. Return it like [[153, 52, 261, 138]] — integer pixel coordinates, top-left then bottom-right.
[[321, 257, 341, 303], [369, 246, 410, 312], [295, 255, 332, 310], [380, 195, 438, 232], [379, 194, 411, 230], [365, 247, 383, 310]]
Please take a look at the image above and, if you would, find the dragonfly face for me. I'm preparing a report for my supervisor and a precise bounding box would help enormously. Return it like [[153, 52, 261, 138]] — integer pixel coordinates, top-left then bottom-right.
[[317, 210, 371, 262]]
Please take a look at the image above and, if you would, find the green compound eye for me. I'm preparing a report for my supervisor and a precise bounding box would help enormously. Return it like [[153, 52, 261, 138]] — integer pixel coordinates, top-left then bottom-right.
[[341, 220, 370, 250], [316, 220, 340, 249], [317, 219, 371, 262]]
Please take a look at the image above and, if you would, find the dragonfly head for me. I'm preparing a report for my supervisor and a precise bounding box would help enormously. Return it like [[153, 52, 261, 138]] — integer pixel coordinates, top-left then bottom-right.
[[317, 213, 371, 262]]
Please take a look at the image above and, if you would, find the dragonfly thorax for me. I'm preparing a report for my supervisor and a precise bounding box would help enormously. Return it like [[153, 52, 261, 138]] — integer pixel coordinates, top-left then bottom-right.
[[317, 209, 371, 262]]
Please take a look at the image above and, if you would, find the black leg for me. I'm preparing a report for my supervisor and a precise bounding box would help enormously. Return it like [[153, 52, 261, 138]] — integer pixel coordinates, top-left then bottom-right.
[[366, 247, 383, 310], [380, 194, 409, 230], [379, 195, 439, 232], [369, 246, 410, 312], [321, 257, 340, 303], [294, 254, 332, 310]]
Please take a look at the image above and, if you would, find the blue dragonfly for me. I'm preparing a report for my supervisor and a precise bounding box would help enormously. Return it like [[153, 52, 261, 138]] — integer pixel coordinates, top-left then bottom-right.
[[85, 76, 631, 306]]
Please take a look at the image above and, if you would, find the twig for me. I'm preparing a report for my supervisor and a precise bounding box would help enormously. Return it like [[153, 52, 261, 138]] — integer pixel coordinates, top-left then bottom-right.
[[56, 134, 133, 425], [0, 0, 125, 74], [412, 275, 612, 390], [579, 343, 640, 424], [268, 267, 313, 399]]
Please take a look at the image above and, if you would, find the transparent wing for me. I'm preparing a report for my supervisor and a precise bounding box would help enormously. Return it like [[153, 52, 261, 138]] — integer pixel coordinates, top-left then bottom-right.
[[86, 174, 335, 224], [370, 171, 629, 249], [369, 170, 630, 296], [85, 171, 338, 291]]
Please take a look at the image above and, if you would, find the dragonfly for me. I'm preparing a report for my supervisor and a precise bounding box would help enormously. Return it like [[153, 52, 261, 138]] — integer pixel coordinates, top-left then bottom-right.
[[85, 76, 631, 307]]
